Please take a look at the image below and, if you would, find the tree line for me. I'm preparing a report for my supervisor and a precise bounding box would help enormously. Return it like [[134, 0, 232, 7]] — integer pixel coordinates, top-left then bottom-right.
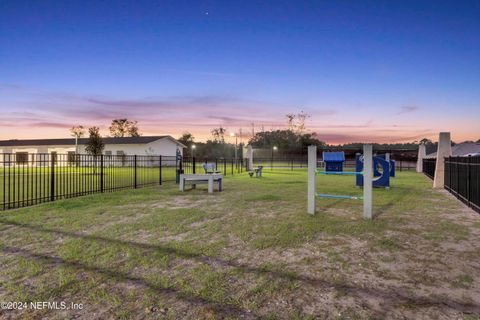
[[71, 114, 479, 158], [70, 119, 141, 156]]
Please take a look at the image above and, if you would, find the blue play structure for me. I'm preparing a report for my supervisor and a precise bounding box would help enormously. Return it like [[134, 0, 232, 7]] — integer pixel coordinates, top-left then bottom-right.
[[322, 152, 345, 172], [374, 154, 395, 178], [356, 154, 395, 188]]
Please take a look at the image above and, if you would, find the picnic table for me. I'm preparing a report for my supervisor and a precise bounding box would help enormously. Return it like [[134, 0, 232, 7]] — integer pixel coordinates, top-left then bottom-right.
[[179, 174, 223, 193]]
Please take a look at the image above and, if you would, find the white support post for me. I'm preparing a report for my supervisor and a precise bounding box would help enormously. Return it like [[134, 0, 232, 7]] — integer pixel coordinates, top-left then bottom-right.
[[416, 143, 426, 173], [308, 145, 317, 215], [433, 132, 452, 189], [363, 144, 373, 220]]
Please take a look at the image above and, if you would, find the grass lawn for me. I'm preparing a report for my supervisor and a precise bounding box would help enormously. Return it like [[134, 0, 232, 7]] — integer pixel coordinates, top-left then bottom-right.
[[0, 170, 479, 319]]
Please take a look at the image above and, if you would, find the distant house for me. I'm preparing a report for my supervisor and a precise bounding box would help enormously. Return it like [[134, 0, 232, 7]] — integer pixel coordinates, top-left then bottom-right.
[[0, 136, 186, 166], [425, 142, 480, 158]]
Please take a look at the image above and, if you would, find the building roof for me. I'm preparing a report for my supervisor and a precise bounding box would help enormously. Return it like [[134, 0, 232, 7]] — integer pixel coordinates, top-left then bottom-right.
[[322, 151, 345, 162], [425, 142, 480, 158], [0, 135, 186, 148]]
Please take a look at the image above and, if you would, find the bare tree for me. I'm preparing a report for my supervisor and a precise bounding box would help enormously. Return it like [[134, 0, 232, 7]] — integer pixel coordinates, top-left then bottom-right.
[[70, 125, 85, 154], [286, 114, 296, 131], [296, 110, 311, 134], [285, 111, 311, 134], [211, 127, 226, 143]]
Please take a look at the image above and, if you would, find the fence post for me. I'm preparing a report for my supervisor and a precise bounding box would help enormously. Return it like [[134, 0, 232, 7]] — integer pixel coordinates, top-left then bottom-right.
[[2, 154, 5, 210], [134, 155, 137, 189], [100, 154, 104, 193], [224, 158, 226, 174], [50, 152, 55, 201], [193, 157, 196, 174], [159, 155, 162, 185], [231, 158, 234, 175], [467, 156, 470, 205], [215, 158, 218, 171], [456, 157, 459, 196]]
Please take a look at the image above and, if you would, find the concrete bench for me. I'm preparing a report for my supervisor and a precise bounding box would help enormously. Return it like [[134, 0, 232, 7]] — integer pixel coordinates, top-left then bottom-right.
[[248, 166, 263, 178], [179, 174, 223, 193]]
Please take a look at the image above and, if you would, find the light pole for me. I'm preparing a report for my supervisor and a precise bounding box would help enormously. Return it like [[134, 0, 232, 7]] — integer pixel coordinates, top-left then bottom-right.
[[191, 144, 196, 158], [271, 146, 277, 170], [230, 132, 238, 168]]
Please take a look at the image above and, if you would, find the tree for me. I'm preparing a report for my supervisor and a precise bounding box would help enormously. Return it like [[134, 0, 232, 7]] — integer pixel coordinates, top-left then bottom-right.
[[419, 138, 433, 145], [178, 132, 195, 156], [109, 119, 140, 137], [178, 132, 195, 146], [249, 129, 325, 149], [70, 125, 85, 139], [69, 125, 85, 154], [298, 133, 326, 148], [285, 111, 311, 134], [85, 127, 105, 157], [286, 114, 296, 131], [211, 127, 226, 143], [295, 110, 310, 134]]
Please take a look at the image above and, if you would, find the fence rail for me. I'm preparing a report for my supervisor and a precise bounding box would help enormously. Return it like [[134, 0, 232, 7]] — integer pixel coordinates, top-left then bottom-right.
[[0, 153, 250, 211], [445, 156, 480, 213], [0, 153, 179, 211], [422, 158, 436, 179]]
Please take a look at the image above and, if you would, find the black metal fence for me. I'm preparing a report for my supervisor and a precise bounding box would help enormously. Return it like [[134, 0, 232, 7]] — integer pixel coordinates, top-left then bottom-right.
[[0, 153, 178, 211], [252, 157, 416, 171], [422, 158, 436, 179], [445, 156, 480, 213], [181, 157, 245, 175]]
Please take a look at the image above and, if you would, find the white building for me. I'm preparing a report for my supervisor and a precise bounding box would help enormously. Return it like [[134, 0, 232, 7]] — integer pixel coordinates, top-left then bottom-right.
[[0, 136, 185, 166]]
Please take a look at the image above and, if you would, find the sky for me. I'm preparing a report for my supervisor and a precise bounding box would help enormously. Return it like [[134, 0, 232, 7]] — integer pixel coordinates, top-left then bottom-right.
[[1, 0, 479, 144]]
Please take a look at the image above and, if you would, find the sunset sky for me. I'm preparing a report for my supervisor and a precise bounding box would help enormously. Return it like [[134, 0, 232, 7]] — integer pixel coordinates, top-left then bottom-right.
[[1, 1, 479, 144]]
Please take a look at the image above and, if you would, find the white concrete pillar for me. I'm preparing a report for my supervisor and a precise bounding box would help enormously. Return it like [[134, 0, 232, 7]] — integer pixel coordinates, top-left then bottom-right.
[[307, 145, 317, 215], [363, 144, 373, 220], [416, 143, 426, 173], [433, 132, 452, 189], [247, 145, 254, 171]]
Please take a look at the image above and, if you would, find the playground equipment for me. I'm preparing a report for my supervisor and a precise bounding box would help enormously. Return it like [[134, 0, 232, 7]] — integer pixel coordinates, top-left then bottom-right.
[[175, 147, 183, 184], [355, 153, 395, 188], [308, 145, 373, 219], [322, 151, 345, 172]]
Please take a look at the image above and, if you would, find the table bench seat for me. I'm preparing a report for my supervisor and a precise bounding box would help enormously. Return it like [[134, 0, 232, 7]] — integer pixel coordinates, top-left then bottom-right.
[[179, 174, 223, 193]]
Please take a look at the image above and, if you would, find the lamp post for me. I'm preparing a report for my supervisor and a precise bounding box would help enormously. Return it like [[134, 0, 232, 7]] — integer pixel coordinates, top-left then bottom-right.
[[230, 132, 238, 168], [271, 146, 277, 170], [191, 144, 196, 158]]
